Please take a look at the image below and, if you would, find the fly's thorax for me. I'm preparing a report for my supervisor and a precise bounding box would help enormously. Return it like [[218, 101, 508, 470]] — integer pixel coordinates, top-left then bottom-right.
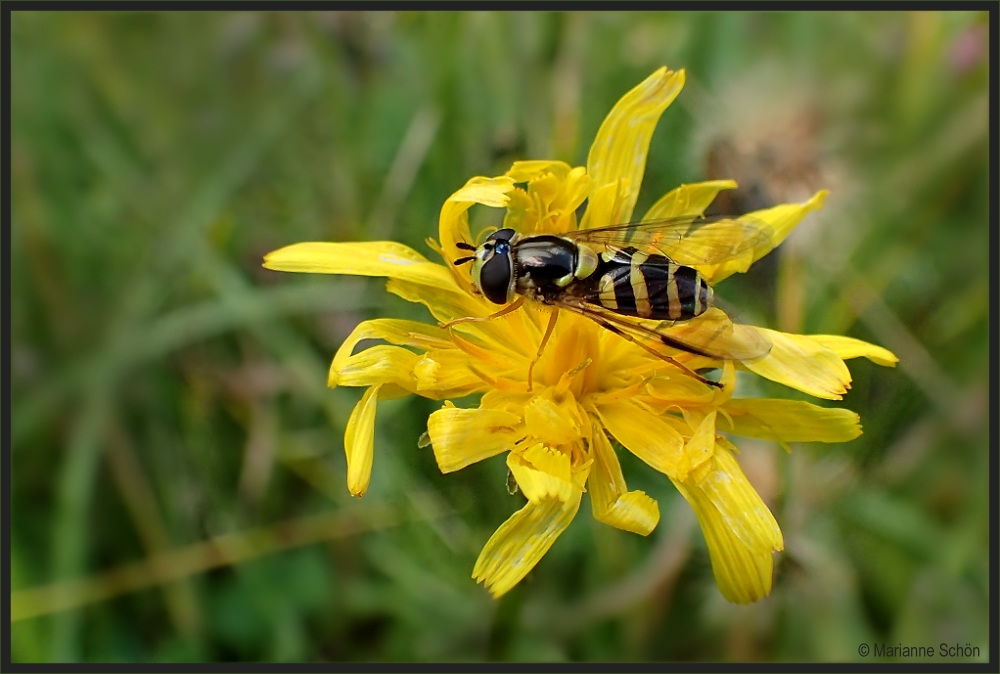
[[472, 228, 518, 305], [512, 235, 582, 295]]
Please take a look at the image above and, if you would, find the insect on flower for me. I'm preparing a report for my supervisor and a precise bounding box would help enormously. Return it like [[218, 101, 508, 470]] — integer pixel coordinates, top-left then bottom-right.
[[262, 66, 900, 604], [449, 214, 774, 390]]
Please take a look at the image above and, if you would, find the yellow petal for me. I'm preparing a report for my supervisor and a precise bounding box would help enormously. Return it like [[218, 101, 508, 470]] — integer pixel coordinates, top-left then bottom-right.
[[704, 190, 829, 284], [507, 443, 584, 507], [585, 67, 686, 226], [413, 349, 485, 398], [344, 385, 381, 497], [505, 160, 572, 183], [522, 395, 585, 447], [720, 399, 862, 443], [330, 318, 452, 386], [426, 407, 523, 473], [508, 164, 593, 236], [385, 277, 493, 325], [672, 444, 783, 604], [741, 329, 852, 400], [644, 375, 716, 406], [807, 335, 899, 367], [580, 179, 624, 231], [641, 180, 739, 221], [500, 187, 534, 233], [588, 424, 659, 535], [472, 496, 580, 598], [263, 241, 459, 294], [596, 401, 687, 479], [683, 411, 717, 476], [745, 189, 829, 252], [331, 344, 419, 391], [438, 176, 516, 273], [481, 389, 532, 411], [551, 166, 593, 232]]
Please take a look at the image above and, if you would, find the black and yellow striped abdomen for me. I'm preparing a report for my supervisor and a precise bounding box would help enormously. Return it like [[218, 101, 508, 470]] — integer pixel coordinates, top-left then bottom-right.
[[586, 247, 713, 321]]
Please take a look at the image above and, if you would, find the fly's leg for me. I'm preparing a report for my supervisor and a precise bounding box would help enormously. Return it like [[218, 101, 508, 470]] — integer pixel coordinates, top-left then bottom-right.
[[441, 297, 526, 330], [526, 309, 559, 392], [603, 319, 721, 388], [560, 305, 722, 389]]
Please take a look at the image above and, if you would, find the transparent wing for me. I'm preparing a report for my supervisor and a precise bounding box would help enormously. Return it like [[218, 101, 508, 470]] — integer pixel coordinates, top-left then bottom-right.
[[561, 215, 773, 267], [555, 298, 772, 362]]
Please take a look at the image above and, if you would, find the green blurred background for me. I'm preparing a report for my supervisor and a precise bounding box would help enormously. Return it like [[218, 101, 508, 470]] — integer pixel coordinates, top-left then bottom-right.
[[10, 10, 990, 663]]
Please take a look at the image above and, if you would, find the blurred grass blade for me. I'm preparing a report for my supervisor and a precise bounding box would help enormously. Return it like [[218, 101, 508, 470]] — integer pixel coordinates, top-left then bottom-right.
[[16, 505, 411, 622], [12, 279, 374, 448]]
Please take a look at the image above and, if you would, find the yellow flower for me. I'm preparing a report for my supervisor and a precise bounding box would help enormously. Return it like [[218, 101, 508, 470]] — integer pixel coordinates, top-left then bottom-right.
[[263, 67, 898, 603]]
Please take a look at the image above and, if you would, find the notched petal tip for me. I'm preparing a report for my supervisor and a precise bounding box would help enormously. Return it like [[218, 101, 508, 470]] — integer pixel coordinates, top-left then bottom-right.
[[742, 330, 852, 400], [507, 443, 584, 507], [721, 398, 862, 444], [674, 446, 783, 603], [593, 490, 660, 536], [808, 334, 899, 367], [588, 420, 658, 535], [642, 179, 740, 222], [472, 496, 580, 598]]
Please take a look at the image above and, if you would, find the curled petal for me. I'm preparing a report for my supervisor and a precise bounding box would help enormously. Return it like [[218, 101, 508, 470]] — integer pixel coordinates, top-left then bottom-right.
[[330, 318, 452, 385], [507, 443, 586, 507], [642, 180, 739, 221], [505, 160, 572, 183], [426, 407, 523, 473], [703, 190, 829, 284], [596, 401, 686, 479], [720, 399, 862, 444], [807, 335, 899, 367], [344, 385, 381, 497], [672, 444, 783, 604], [438, 176, 516, 275], [473, 496, 580, 598], [585, 66, 686, 226], [589, 423, 659, 536], [263, 241, 459, 294], [741, 329, 853, 400], [332, 344, 419, 391]]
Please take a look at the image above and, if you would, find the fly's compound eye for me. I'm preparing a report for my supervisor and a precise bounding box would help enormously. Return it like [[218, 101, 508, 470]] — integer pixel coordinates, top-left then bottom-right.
[[478, 249, 514, 305], [486, 228, 516, 244]]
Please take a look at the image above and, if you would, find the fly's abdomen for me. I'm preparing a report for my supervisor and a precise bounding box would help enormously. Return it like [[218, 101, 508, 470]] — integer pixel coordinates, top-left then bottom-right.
[[594, 250, 712, 321]]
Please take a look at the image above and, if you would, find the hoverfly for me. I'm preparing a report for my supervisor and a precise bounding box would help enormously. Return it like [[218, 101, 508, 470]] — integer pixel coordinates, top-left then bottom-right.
[[449, 215, 773, 389]]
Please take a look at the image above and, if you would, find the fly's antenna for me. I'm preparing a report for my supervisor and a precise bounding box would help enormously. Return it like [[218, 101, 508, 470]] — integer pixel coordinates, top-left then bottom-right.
[[454, 241, 476, 265]]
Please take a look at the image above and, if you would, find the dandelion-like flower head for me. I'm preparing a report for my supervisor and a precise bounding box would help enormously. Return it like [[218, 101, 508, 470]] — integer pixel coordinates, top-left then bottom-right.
[[264, 67, 897, 603]]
